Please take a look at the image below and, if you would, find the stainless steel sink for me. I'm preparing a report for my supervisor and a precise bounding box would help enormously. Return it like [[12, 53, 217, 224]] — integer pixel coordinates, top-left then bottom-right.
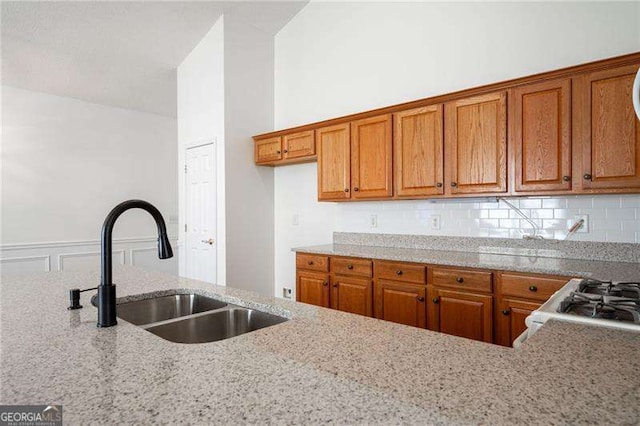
[[146, 308, 289, 343], [116, 293, 228, 325]]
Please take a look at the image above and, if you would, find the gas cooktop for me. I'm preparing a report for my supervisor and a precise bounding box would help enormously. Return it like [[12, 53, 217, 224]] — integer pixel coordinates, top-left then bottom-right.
[[558, 279, 640, 324]]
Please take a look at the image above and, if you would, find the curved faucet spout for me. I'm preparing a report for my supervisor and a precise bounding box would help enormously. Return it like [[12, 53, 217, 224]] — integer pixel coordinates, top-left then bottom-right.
[[98, 199, 173, 327]]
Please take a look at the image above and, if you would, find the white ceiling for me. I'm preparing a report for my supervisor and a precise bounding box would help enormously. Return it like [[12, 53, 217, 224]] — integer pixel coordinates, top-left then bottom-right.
[[1, 1, 307, 117]]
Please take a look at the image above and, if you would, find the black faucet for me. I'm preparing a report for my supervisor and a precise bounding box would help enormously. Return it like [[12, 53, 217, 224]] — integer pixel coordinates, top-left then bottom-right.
[[97, 200, 173, 327]]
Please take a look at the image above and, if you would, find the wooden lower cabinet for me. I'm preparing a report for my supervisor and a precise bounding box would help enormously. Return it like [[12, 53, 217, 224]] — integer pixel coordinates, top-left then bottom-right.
[[296, 270, 330, 308], [428, 287, 493, 343], [331, 276, 373, 317], [374, 279, 427, 328], [495, 298, 540, 347]]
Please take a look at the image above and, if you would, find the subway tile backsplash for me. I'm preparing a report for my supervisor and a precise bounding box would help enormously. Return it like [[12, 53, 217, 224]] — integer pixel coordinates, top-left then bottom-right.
[[335, 195, 640, 243]]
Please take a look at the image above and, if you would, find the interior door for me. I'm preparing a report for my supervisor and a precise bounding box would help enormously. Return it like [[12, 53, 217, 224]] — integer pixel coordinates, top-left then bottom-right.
[[185, 143, 216, 283]]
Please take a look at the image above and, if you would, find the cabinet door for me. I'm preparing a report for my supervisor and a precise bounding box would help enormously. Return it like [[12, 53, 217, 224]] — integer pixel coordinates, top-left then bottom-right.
[[496, 298, 540, 347], [394, 106, 444, 196], [374, 279, 426, 328], [351, 114, 393, 199], [575, 64, 640, 190], [445, 92, 507, 194], [284, 130, 315, 160], [428, 287, 493, 343], [331, 276, 373, 317], [255, 137, 282, 164], [317, 124, 351, 200], [512, 79, 572, 192], [296, 270, 330, 308]]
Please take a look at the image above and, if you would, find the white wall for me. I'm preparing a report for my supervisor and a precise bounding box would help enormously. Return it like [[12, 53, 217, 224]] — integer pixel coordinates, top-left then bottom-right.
[[224, 14, 275, 296], [177, 16, 226, 285], [273, 2, 640, 297], [1, 86, 178, 275]]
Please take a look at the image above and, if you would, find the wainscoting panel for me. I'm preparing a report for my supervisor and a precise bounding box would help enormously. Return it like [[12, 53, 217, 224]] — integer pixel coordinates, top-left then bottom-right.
[[0, 237, 178, 276]]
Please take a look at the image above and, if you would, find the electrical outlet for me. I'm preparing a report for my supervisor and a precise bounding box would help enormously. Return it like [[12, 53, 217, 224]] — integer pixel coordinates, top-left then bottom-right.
[[573, 214, 589, 233], [370, 214, 378, 228], [292, 213, 299, 226], [429, 214, 441, 230], [282, 288, 292, 299]]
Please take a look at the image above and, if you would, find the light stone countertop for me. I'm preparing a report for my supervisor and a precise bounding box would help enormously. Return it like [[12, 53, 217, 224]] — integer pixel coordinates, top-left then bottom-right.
[[1, 266, 639, 424], [293, 243, 640, 281]]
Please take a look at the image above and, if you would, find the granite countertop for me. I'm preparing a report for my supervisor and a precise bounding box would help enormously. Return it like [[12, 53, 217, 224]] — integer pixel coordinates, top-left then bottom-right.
[[293, 243, 640, 281], [2, 266, 639, 424]]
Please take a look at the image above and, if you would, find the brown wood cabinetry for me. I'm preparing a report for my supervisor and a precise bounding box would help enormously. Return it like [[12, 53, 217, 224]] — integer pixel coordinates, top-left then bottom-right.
[[575, 64, 640, 191], [428, 287, 493, 343], [351, 115, 393, 199], [495, 272, 569, 346], [511, 79, 572, 192], [393, 106, 444, 197], [445, 92, 508, 195], [331, 276, 373, 317], [296, 270, 330, 308], [375, 279, 427, 328], [283, 130, 315, 160], [255, 136, 282, 164], [317, 123, 351, 200]]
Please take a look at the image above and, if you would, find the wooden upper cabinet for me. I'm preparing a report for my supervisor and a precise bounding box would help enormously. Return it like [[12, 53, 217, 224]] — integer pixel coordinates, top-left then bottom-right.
[[255, 137, 282, 164], [284, 130, 315, 160], [351, 114, 393, 199], [575, 63, 640, 190], [511, 79, 572, 192], [394, 106, 444, 197], [445, 92, 508, 194], [317, 123, 351, 200]]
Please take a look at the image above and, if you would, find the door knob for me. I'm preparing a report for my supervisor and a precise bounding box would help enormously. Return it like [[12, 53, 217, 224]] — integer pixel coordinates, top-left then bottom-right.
[[201, 238, 214, 245]]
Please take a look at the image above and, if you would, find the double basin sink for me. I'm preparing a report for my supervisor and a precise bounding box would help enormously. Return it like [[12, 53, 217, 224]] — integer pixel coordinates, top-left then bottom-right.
[[114, 293, 288, 344]]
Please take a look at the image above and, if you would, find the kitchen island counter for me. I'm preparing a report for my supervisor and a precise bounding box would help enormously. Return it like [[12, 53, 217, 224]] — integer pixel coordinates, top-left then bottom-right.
[[1, 267, 639, 424]]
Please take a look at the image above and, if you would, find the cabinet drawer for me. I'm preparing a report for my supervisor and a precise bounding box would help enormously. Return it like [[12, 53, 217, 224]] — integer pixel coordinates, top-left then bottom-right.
[[375, 261, 425, 284], [331, 257, 373, 278], [296, 253, 329, 272], [499, 273, 569, 302], [432, 268, 492, 293]]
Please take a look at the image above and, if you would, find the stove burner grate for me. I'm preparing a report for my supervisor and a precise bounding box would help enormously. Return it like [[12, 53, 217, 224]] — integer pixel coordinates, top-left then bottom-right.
[[558, 292, 640, 324]]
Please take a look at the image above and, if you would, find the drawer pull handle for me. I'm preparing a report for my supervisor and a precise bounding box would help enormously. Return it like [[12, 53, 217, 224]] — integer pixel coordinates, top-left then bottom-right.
[[333, 283, 338, 288], [347, 264, 354, 270], [307, 260, 314, 265], [417, 296, 425, 302], [456, 277, 464, 283], [529, 285, 538, 292], [396, 270, 403, 276], [323, 281, 328, 286], [502, 309, 510, 316], [432, 297, 439, 304]]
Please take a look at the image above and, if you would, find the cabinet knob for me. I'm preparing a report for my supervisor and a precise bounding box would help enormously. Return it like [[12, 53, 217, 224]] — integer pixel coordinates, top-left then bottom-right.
[[283, 149, 288, 153], [307, 260, 314, 265], [344, 188, 350, 193], [323, 281, 328, 286], [562, 176, 571, 182], [529, 285, 538, 292], [333, 283, 338, 288], [502, 309, 510, 316], [353, 187, 359, 192], [347, 264, 354, 270], [583, 173, 592, 181], [276, 150, 281, 154], [451, 182, 458, 188], [417, 296, 425, 302], [395, 270, 403, 276], [456, 276, 464, 283], [432, 297, 440, 304], [436, 182, 443, 188]]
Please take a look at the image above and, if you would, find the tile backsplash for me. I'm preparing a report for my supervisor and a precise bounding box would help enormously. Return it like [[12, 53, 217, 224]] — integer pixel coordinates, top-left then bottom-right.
[[335, 194, 640, 243]]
